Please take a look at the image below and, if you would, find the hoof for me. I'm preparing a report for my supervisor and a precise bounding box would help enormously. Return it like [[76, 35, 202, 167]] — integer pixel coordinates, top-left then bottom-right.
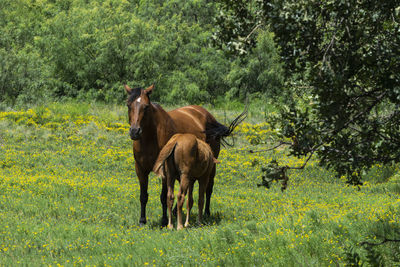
[[139, 217, 147, 226], [161, 217, 168, 228], [177, 225, 184, 230], [168, 224, 174, 230], [184, 222, 190, 228]]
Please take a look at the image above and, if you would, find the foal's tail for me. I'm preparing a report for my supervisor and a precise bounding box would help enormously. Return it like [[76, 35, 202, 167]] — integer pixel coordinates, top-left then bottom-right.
[[153, 137, 179, 177], [205, 101, 248, 146]]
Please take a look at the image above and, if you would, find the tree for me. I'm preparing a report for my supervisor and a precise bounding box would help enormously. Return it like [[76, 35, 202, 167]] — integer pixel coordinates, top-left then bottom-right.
[[224, 30, 284, 100], [0, 0, 231, 104], [0, 0, 52, 104], [216, 0, 400, 184]]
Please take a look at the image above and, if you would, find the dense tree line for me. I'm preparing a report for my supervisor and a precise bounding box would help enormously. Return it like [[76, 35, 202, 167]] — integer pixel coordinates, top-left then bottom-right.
[[0, 0, 283, 105]]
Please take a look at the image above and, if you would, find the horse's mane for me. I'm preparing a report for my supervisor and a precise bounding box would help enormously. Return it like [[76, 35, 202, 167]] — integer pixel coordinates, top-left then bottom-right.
[[127, 87, 143, 104], [127, 88, 161, 110]]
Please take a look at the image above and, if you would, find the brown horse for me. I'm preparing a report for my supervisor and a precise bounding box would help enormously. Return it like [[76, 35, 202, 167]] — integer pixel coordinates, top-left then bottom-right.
[[153, 134, 218, 230], [125, 84, 246, 226]]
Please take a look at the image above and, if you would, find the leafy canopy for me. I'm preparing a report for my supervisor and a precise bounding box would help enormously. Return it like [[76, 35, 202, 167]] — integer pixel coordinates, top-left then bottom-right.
[[215, 0, 400, 184]]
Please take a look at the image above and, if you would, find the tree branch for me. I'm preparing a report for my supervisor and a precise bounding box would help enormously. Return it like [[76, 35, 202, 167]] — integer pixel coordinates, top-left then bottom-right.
[[324, 91, 388, 137], [249, 141, 292, 153], [360, 238, 400, 247], [244, 23, 263, 43], [286, 149, 315, 170]]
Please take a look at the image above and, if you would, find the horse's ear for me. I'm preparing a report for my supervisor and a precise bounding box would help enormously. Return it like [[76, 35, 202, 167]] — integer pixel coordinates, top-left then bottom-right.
[[144, 84, 154, 96], [213, 158, 221, 164], [124, 84, 132, 94]]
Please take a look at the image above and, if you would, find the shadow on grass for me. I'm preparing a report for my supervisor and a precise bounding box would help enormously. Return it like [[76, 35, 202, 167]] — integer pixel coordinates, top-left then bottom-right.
[[146, 211, 223, 230]]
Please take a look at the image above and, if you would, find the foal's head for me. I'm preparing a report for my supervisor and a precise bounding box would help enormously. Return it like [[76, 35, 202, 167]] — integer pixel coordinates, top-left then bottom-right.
[[125, 84, 154, 140]]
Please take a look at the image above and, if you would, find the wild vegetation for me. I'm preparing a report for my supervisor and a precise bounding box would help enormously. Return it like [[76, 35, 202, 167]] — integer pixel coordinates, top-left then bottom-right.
[[1, 0, 400, 265], [0, 0, 283, 105], [0, 102, 399, 266]]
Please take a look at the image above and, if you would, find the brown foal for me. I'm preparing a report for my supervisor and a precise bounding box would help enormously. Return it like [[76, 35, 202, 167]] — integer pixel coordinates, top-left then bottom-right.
[[153, 134, 218, 230]]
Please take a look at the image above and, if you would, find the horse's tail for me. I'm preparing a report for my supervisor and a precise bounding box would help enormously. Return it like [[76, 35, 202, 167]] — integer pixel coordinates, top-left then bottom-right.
[[153, 136, 178, 177], [205, 102, 248, 146]]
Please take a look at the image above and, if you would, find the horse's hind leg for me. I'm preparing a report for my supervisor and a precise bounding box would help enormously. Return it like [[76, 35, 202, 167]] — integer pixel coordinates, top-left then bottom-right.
[[177, 174, 189, 230], [166, 179, 175, 230], [184, 179, 195, 228], [172, 175, 181, 217], [204, 164, 215, 217]]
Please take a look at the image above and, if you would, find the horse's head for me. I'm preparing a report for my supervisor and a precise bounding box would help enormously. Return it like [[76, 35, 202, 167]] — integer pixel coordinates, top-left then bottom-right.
[[125, 84, 154, 140]]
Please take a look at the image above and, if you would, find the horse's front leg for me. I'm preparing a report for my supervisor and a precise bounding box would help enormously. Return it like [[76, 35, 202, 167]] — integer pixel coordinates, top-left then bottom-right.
[[204, 165, 215, 217], [160, 178, 168, 227], [198, 179, 207, 225], [136, 164, 149, 226]]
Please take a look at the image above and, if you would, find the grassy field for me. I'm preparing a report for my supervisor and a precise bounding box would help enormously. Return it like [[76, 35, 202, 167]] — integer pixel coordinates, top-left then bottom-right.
[[0, 102, 399, 266]]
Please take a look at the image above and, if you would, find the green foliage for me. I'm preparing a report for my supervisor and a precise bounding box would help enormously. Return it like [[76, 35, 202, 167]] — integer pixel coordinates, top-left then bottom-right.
[[0, 47, 50, 105], [363, 245, 384, 267], [0, 0, 52, 104], [216, 0, 400, 184], [259, 160, 287, 191], [213, 0, 260, 55], [1, 0, 288, 105], [225, 30, 284, 99], [0, 0, 232, 104], [343, 246, 363, 267]]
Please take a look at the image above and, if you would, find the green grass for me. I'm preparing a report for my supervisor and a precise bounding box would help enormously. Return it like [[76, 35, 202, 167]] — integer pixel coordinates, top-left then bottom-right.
[[0, 102, 399, 266]]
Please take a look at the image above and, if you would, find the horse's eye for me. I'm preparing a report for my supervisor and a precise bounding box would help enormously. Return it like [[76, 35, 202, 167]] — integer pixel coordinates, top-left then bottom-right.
[[144, 105, 149, 111]]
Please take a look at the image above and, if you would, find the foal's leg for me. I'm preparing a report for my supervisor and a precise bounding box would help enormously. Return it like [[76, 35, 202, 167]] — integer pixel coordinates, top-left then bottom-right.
[[198, 178, 207, 225], [166, 178, 175, 230], [177, 174, 189, 230], [172, 175, 181, 217], [184, 179, 195, 228]]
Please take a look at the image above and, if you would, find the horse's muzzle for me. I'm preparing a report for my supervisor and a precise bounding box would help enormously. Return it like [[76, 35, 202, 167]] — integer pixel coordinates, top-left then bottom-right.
[[129, 127, 142, 140]]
